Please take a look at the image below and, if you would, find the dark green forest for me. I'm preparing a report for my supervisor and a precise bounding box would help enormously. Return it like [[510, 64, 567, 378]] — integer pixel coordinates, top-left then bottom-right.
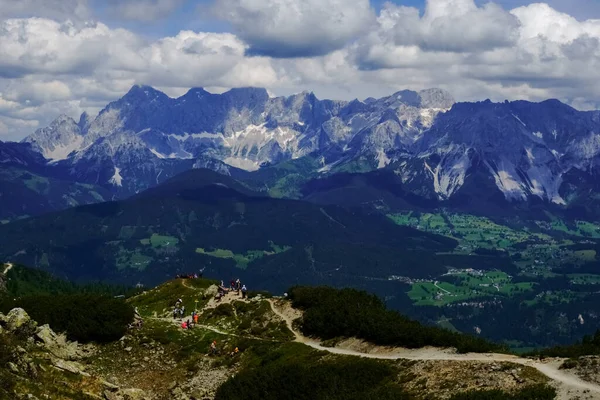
[[0, 265, 135, 343], [288, 286, 505, 353]]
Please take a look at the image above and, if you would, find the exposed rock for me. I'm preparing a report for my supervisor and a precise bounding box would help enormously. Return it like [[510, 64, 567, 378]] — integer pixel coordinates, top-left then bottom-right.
[[53, 358, 90, 377], [8, 361, 20, 373], [104, 388, 149, 400], [204, 285, 219, 299], [101, 380, 120, 391], [6, 308, 37, 332], [35, 324, 85, 360]]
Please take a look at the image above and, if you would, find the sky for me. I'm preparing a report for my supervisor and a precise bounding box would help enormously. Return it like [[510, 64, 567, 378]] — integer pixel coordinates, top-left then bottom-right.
[[1, 0, 600, 141]]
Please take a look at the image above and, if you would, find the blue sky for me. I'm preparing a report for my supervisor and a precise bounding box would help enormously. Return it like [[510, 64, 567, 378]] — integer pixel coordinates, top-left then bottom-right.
[[1, 0, 600, 140]]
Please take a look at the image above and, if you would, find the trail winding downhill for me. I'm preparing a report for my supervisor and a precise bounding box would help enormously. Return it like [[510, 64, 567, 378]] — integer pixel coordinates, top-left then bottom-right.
[[2, 262, 13, 275], [266, 299, 600, 398]]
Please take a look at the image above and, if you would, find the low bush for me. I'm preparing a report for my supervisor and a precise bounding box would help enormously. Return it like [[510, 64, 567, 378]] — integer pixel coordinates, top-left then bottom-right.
[[534, 330, 600, 358], [0, 294, 134, 343], [288, 286, 505, 353], [0, 335, 17, 397], [215, 356, 411, 400], [449, 384, 556, 400]]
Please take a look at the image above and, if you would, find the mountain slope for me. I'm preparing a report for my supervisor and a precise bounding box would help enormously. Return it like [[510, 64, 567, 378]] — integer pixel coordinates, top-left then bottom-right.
[[21, 86, 454, 196], [0, 169, 458, 289], [0, 141, 111, 222]]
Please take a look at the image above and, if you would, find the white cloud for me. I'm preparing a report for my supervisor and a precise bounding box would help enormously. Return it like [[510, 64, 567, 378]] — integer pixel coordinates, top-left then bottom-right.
[[212, 0, 375, 57], [107, 0, 184, 21]]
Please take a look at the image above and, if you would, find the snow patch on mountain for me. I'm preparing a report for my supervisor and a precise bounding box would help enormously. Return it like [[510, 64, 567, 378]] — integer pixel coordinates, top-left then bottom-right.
[[512, 114, 526, 127], [109, 166, 123, 187], [223, 156, 260, 171], [376, 149, 391, 169], [44, 136, 84, 162], [422, 147, 470, 200], [22, 115, 84, 161]]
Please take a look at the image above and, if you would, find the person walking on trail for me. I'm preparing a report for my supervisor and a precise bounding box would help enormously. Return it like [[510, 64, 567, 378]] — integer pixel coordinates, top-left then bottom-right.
[[181, 305, 185, 317], [193, 313, 199, 325], [210, 340, 217, 355], [186, 319, 192, 329], [230, 347, 239, 357], [241, 284, 248, 299], [173, 308, 179, 319], [235, 279, 241, 293]]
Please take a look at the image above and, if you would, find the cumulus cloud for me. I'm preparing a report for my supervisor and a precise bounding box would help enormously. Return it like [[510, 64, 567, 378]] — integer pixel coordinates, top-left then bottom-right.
[[0, 19, 145, 79], [106, 0, 185, 21], [212, 0, 375, 57]]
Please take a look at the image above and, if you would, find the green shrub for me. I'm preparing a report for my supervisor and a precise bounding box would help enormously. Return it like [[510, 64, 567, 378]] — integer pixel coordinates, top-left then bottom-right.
[[0, 294, 134, 343], [215, 356, 411, 400], [288, 286, 505, 353], [212, 303, 235, 318], [449, 384, 556, 400], [0, 335, 16, 397], [535, 330, 600, 358]]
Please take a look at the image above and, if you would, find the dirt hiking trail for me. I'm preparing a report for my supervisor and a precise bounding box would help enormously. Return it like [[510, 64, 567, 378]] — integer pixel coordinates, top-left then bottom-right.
[[267, 299, 600, 399], [2, 262, 13, 275]]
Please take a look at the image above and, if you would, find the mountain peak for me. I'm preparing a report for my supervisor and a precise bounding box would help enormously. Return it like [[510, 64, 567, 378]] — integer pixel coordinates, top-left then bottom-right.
[[418, 88, 455, 109], [224, 87, 269, 98], [180, 87, 210, 99], [123, 85, 169, 101]]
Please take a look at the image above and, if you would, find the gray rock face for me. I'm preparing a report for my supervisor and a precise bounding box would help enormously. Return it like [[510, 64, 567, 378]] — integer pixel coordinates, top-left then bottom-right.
[[19, 86, 600, 206], [23, 86, 454, 195], [22, 115, 84, 161]]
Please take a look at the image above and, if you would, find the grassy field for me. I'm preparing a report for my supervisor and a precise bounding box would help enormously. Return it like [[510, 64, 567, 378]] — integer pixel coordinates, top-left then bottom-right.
[[116, 247, 153, 271], [390, 211, 600, 307], [407, 270, 535, 306], [140, 234, 179, 249], [196, 242, 291, 269]]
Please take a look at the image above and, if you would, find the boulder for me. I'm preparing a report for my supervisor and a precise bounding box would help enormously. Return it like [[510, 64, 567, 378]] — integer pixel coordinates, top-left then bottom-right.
[[35, 324, 84, 360], [204, 285, 219, 299], [6, 308, 37, 332]]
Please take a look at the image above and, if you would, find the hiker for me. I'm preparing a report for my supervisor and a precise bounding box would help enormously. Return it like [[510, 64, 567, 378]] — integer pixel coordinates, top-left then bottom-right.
[[193, 313, 199, 325], [210, 340, 217, 355], [173, 308, 179, 319], [241, 284, 248, 299], [186, 319, 192, 329], [235, 279, 241, 293], [181, 321, 187, 329], [230, 279, 236, 290], [230, 347, 239, 357], [181, 305, 186, 317]]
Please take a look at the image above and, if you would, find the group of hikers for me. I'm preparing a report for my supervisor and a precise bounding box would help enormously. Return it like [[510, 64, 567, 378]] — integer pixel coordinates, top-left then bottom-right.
[[171, 275, 249, 356], [216, 278, 248, 301]]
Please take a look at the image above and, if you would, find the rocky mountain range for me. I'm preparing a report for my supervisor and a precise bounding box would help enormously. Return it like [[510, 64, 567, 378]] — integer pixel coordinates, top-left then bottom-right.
[[11, 85, 600, 210]]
